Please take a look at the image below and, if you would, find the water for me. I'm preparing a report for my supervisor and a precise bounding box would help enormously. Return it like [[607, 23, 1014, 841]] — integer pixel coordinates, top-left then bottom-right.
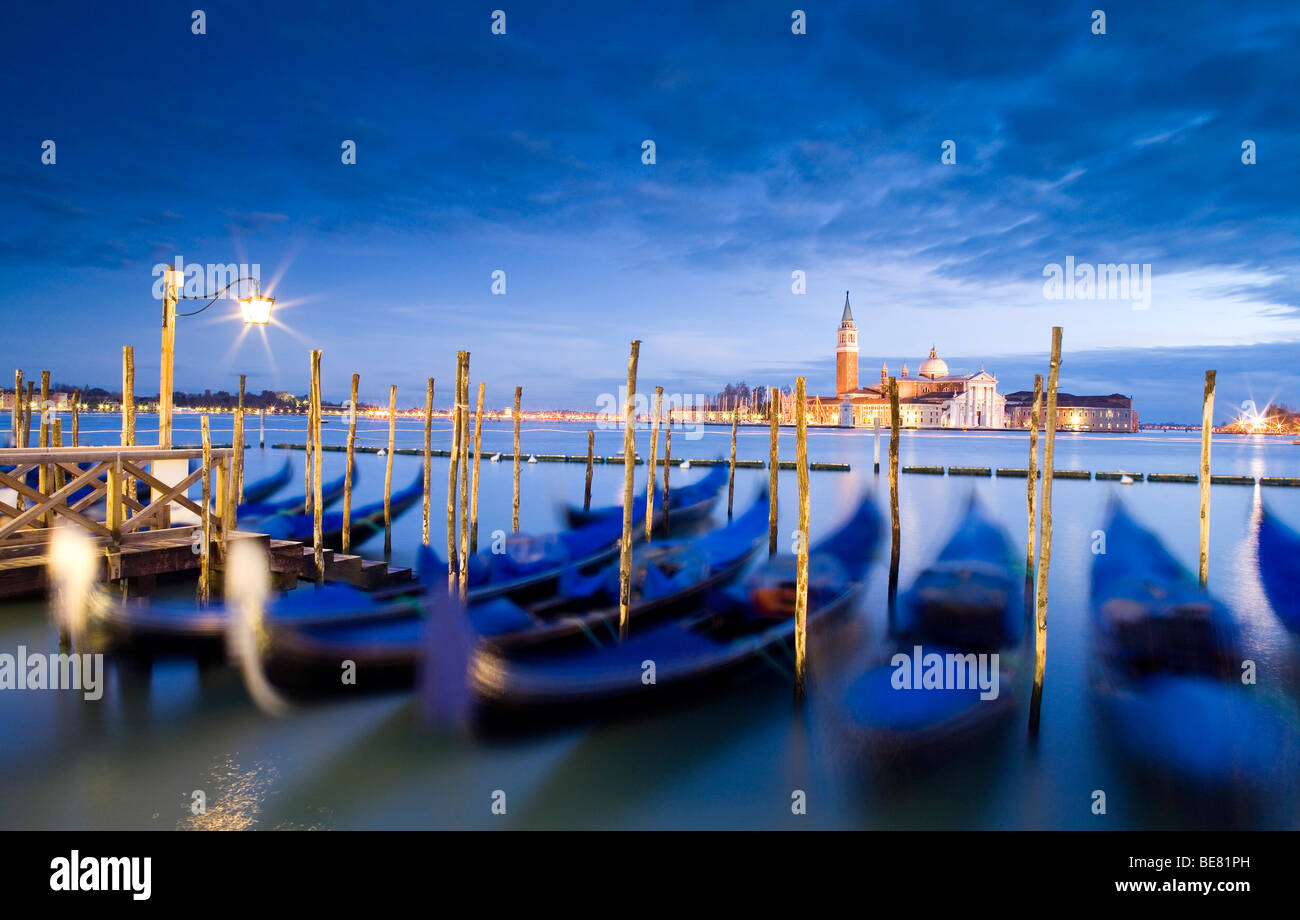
[[3, 413, 1299, 829]]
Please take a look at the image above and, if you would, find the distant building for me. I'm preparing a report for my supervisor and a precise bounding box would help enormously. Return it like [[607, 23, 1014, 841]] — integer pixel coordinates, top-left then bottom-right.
[[1004, 391, 1138, 432], [1, 390, 70, 412], [817, 292, 1006, 429]]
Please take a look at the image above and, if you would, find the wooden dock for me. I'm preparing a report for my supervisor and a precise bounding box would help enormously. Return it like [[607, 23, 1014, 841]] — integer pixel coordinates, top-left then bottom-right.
[[0, 445, 411, 601]]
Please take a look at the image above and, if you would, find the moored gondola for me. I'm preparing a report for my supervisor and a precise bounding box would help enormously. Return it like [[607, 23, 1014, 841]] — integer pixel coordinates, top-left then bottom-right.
[[1089, 500, 1293, 790], [258, 471, 423, 548], [263, 494, 772, 695], [1258, 506, 1300, 634], [239, 465, 352, 520], [563, 463, 727, 531], [455, 492, 880, 725], [838, 494, 1025, 763]]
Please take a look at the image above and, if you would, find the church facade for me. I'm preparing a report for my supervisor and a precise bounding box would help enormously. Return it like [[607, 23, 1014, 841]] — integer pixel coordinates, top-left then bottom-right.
[[817, 292, 1007, 429]]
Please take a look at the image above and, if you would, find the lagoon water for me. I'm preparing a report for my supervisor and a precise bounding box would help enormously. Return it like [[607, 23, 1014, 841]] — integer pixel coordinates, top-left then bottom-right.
[[3, 412, 1299, 829]]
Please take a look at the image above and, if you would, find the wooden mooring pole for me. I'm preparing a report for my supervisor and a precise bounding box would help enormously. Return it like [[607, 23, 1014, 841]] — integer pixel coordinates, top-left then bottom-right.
[[645, 387, 662, 540], [458, 359, 471, 598], [1199, 370, 1216, 587], [22, 381, 33, 449], [1025, 374, 1043, 576], [768, 386, 779, 556], [384, 383, 396, 555], [873, 415, 880, 474], [10, 369, 20, 447], [1028, 326, 1063, 736], [794, 377, 810, 700], [259, 409, 265, 449], [662, 418, 672, 536], [618, 340, 641, 640], [888, 378, 901, 613], [422, 377, 434, 546], [38, 371, 49, 525], [447, 353, 465, 591], [584, 429, 595, 512], [199, 415, 212, 604], [511, 385, 522, 533], [470, 381, 485, 554], [122, 347, 135, 519], [727, 406, 738, 518], [342, 374, 359, 555], [235, 375, 246, 502], [311, 351, 324, 581], [70, 389, 80, 447]]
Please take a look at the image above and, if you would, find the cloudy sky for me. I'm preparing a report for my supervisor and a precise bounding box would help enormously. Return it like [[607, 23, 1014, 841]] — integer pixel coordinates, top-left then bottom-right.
[[2, 0, 1298, 422]]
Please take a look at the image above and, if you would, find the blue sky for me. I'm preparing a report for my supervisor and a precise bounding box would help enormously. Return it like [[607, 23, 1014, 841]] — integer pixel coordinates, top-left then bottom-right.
[[2, 0, 1298, 422]]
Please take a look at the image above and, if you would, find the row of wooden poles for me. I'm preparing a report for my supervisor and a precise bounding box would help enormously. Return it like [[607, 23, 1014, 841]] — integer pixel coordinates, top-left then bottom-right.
[[14, 331, 1221, 719]]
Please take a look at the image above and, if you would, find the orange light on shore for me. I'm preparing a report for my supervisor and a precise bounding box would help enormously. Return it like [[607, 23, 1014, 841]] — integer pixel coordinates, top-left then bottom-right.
[[239, 294, 275, 325]]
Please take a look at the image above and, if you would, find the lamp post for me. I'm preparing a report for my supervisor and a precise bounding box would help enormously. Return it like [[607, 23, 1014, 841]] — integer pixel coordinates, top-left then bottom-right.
[[158, 267, 275, 448], [155, 267, 275, 527]]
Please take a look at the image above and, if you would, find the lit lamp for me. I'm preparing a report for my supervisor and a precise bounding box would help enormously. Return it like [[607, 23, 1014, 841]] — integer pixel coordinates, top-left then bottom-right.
[[239, 293, 275, 325]]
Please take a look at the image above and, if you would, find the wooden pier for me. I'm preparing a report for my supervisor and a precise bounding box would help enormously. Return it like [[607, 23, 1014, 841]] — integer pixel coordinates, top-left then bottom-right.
[[0, 445, 410, 601]]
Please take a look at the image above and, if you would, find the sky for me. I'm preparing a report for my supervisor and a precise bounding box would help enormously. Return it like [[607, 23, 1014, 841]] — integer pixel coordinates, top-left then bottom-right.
[[2, 0, 1298, 423]]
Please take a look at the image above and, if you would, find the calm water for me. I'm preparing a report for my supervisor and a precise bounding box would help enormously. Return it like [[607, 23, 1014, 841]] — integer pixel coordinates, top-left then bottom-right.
[[3, 412, 1299, 829]]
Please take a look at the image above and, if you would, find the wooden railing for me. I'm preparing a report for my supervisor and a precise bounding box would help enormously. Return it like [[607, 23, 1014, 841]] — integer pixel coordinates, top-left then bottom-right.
[[0, 446, 234, 550]]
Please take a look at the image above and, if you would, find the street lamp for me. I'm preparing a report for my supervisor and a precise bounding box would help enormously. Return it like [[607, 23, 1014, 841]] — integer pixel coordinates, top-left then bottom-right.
[[159, 267, 274, 448]]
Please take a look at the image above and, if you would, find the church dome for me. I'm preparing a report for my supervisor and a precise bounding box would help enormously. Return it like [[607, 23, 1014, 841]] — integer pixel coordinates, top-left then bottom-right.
[[918, 346, 948, 379]]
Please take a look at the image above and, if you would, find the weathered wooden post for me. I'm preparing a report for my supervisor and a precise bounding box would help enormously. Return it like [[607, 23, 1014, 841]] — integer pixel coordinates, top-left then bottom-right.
[[199, 415, 212, 603], [584, 429, 595, 512], [794, 377, 811, 700], [873, 415, 880, 474], [728, 406, 738, 519], [1028, 327, 1063, 736], [470, 381, 485, 554], [384, 383, 396, 555], [303, 374, 313, 515], [511, 386, 522, 533], [311, 351, 324, 580], [22, 381, 33, 448], [52, 420, 65, 492], [10, 369, 20, 446], [422, 377, 434, 546], [768, 386, 779, 555], [1025, 374, 1043, 576], [342, 374, 359, 555], [458, 361, 471, 598], [888, 378, 901, 607], [70, 388, 80, 446], [38, 371, 50, 524], [122, 347, 135, 519], [618, 340, 641, 640], [446, 353, 465, 590], [235, 375, 246, 501], [645, 387, 663, 540], [259, 409, 265, 449], [1199, 370, 1216, 587], [662, 418, 672, 536]]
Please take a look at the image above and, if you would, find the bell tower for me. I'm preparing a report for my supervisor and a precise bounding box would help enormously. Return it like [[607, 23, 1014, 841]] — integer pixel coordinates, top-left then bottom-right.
[[835, 291, 858, 396]]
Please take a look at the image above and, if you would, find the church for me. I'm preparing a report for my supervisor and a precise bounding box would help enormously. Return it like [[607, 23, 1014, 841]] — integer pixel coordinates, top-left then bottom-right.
[[816, 292, 1007, 429]]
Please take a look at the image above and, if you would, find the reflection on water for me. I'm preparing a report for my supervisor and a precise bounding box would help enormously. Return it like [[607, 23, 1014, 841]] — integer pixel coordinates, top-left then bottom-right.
[[2, 416, 1299, 828]]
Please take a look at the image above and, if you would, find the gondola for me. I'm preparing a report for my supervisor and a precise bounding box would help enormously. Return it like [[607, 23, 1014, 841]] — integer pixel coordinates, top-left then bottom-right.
[[563, 463, 727, 531], [1089, 501, 1292, 789], [258, 472, 423, 548], [99, 580, 424, 657], [1258, 506, 1300, 633], [263, 494, 772, 695], [238, 456, 294, 504], [838, 495, 1025, 762], [457, 492, 880, 724], [238, 466, 352, 520]]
